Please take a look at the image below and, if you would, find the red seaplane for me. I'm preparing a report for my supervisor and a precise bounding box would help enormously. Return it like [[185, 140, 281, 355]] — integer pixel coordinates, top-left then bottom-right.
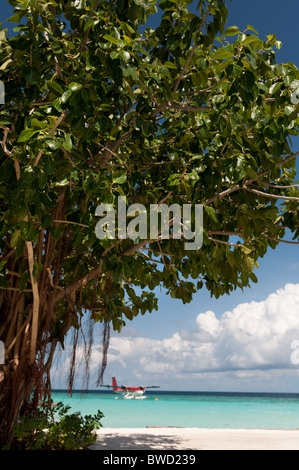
[[102, 377, 160, 399]]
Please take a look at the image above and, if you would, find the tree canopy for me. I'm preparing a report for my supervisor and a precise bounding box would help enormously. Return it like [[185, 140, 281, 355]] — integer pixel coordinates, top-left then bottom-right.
[[0, 0, 299, 446]]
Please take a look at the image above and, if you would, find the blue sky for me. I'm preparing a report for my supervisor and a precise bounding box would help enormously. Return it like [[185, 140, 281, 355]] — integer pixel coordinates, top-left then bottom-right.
[[1, 0, 299, 392]]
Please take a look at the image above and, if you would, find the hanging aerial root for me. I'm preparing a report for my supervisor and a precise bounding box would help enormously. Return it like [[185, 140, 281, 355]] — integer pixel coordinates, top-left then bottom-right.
[[97, 322, 110, 387]]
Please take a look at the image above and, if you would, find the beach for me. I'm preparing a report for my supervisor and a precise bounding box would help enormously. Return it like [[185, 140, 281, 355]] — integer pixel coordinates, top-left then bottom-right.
[[89, 428, 299, 450], [51, 390, 299, 449]]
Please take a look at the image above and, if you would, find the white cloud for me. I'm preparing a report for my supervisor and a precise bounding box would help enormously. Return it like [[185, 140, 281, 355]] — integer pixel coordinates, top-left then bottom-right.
[[106, 284, 299, 379], [51, 284, 299, 391]]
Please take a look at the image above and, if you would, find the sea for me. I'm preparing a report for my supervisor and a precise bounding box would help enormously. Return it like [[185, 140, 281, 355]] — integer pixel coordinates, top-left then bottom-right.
[[51, 390, 299, 430]]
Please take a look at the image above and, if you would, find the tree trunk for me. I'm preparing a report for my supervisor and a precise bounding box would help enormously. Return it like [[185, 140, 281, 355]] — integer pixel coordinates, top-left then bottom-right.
[[0, 361, 36, 447], [0, 304, 59, 449], [0, 250, 56, 448]]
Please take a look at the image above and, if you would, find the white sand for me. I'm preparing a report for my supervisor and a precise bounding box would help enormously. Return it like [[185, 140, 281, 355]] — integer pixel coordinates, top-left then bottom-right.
[[89, 427, 299, 450]]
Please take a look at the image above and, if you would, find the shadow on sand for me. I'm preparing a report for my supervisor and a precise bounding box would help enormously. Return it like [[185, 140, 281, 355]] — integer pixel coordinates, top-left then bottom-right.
[[89, 431, 188, 450]]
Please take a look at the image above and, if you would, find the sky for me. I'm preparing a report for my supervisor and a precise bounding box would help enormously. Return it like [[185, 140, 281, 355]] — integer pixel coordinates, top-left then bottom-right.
[[1, 0, 299, 392]]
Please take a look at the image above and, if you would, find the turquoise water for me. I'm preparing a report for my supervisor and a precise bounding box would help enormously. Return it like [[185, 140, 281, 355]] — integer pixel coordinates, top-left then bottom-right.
[[51, 391, 299, 430]]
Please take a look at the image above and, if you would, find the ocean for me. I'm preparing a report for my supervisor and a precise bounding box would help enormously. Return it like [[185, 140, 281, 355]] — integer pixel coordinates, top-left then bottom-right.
[[51, 390, 299, 429]]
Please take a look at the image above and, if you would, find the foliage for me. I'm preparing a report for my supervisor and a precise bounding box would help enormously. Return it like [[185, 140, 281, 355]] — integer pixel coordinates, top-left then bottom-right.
[[11, 401, 104, 450]]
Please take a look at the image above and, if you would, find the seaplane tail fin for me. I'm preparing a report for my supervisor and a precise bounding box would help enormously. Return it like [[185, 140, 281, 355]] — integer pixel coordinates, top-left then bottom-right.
[[112, 377, 118, 391]]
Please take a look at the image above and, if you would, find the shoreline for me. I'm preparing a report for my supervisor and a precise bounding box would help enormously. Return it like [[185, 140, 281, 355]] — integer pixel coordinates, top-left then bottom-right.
[[89, 427, 299, 450]]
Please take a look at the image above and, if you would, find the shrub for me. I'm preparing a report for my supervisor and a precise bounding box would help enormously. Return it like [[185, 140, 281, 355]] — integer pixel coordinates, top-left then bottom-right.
[[11, 401, 104, 450]]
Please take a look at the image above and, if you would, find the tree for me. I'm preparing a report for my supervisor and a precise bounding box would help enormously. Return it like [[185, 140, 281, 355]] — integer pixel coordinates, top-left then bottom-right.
[[0, 0, 299, 447]]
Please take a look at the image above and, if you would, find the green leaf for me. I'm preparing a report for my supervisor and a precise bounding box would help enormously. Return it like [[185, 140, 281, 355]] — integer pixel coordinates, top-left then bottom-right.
[[110, 51, 119, 59], [137, 45, 149, 57], [123, 65, 139, 80], [18, 129, 39, 142], [103, 34, 119, 46], [167, 173, 181, 187], [249, 272, 258, 283], [246, 25, 258, 34], [52, 97, 63, 112], [213, 46, 233, 59], [8, 12, 25, 23], [243, 255, 255, 272], [55, 178, 69, 187], [266, 34, 276, 45], [241, 35, 263, 49], [113, 174, 127, 184], [61, 89, 73, 104], [63, 134, 73, 152], [224, 26, 240, 36], [10, 230, 21, 248], [46, 138, 61, 150], [242, 70, 255, 92], [31, 118, 47, 129], [68, 82, 83, 92], [205, 206, 218, 223], [164, 61, 177, 69], [47, 81, 63, 95], [241, 246, 252, 255], [269, 82, 283, 95], [121, 21, 135, 35]]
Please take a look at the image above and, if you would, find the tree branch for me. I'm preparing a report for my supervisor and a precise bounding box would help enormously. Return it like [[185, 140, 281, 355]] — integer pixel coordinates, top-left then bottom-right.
[[257, 182, 299, 190], [207, 230, 244, 238], [168, 103, 211, 112], [0, 286, 33, 292], [243, 185, 299, 201], [12, 155, 40, 364], [0, 126, 13, 157], [262, 233, 299, 245], [54, 244, 117, 302], [208, 236, 244, 248], [26, 242, 40, 364], [61, 147, 76, 167], [97, 130, 133, 169], [52, 219, 89, 228], [206, 184, 241, 204], [138, 249, 165, 265]]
